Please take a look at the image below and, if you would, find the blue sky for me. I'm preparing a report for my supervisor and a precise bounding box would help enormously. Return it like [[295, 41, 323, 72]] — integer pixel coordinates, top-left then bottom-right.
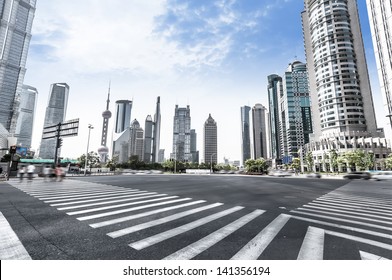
[[24, 0, 383, 163]]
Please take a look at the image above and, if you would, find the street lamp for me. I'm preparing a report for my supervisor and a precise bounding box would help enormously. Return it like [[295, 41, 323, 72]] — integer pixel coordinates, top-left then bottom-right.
[[84, 124, 94, 176], [210, 153, 216, 174]]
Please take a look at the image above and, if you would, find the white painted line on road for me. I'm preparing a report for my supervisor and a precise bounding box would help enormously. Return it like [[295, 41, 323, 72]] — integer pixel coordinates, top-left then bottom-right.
[[129, 206, 243, 250], [309, 200, 392, 215], [0, 212, 31, 260], [67, 196, 178, 216], [290, 210, 392, 232], [316, 197, 392, 210], [45, 190, 144, 203], [359, 251, 389, 260], [304, 203, 392, 218], [90, 200, 207, 228], [297, 226, 324, 260], [163, 209, 265, 260], [57, 193, 164, 210], [77, 198, 192, 221], [325, 229, 392, 251], [290, 215, 392, 239], [109, 202, 224, 238], [35, 189, 134, 200], [231, 214, 291, 260], [297, 207, 392, 225], [320, 195, 392, 206], [323, 193, 392, 204]]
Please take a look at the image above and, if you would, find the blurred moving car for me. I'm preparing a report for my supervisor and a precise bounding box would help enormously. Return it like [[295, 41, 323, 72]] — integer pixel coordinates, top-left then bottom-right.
[[306, 172, 322, 178], [269, 170, 292, 177], [343, 171, 371, 180], [372, 171, 392, 181]]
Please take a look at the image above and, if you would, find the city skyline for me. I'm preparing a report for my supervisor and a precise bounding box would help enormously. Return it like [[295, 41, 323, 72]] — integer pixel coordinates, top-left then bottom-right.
[[22, 0, 386, 162]]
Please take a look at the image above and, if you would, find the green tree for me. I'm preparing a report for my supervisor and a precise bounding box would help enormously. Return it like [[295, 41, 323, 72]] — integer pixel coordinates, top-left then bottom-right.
[[291, 158, 300, 172], [245, 158, 268, 173], [305, 151, 314, 172], [329, 149, 338, 172], [78, 151, 100, 169], [385, 153, 392, 170]]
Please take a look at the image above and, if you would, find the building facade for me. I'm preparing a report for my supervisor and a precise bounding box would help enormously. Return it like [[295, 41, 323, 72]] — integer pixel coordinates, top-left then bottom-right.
[[0, 0, 36, 135], [14, 85, 37, 148], [171, 105, 192, 162], [144, 115, 153, 163], [152, 96, 161, 163], [252, 104, 268, 159], [240, 106, 251, 166], [302, 0, 389, 171], [204, 114, 217, 164], [366, 0, 392, 142], [279, 61, 312, 158], [38, 83, 69, 159], [112, 100, 132, 159], [129, 119, 144, 161], [190, 129, 199, 164], [267, 74, 283, 161]]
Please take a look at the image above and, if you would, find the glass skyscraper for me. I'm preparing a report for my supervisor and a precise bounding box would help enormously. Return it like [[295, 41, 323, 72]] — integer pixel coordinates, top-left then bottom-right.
[[204, 114, 217, 164], [240, 105, 251, 166], [267, 75, 282, 161], [0, 0, 36, 134], [252, 104, 268, 159], [39, 83, 69, 159], [171, 105, 192, 162]]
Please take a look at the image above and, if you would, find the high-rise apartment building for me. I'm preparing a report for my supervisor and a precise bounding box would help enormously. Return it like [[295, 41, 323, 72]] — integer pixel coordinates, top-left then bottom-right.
[[267, 75, 283, 161], [144, 115, 153, 163], [204, 114, 217, 164], [302, 0, 390, 171], [14, 85, 37, 148], [129, 119, 144, 161], [252, 104, 268, 159], [39, 83, 69, 159], [279, 61, 312, 157], [366, 0, 392, 142], [240, 106, 251, 166], [171, 105, 192, 162], [0, 0, 36, 135]]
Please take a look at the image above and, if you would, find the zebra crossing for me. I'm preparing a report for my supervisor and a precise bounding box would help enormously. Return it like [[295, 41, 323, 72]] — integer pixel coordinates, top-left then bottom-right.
[[8, 179, 392, 260]]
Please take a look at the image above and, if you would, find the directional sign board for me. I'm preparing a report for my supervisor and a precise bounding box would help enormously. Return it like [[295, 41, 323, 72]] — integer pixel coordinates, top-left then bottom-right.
[[42, 119, 79, 139]]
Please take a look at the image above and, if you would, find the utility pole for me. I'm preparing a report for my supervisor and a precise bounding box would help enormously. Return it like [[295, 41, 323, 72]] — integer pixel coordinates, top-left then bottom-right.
[[54, 122, 61, 166]]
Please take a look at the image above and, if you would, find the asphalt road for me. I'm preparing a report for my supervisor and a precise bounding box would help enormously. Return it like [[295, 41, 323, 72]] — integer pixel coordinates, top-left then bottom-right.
[[0, 174, 391, 260]]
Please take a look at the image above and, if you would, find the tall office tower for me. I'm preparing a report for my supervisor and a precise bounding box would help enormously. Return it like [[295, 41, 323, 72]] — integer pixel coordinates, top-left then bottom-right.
[[39, 83, 69, 159], [279, 61, 313, 158], [98, 85, 112, 163], [0, 0, 36, 135], [190, 129, 199, 164], [240, 106, 251, 166], [171, 105, 192, 162], [144, 115, 153, 163], [152, 96, 161, 163], [204, 114, 217, 164], [366, 0, 392, 142], [14, 85, 37, 148], [302, 0, 389, 171], [267, 74, 283, 162], [252, 104, 268, 159], [112, 99, 132, 158], [129, 119, 144, 161], [158, 149, 165, 163]]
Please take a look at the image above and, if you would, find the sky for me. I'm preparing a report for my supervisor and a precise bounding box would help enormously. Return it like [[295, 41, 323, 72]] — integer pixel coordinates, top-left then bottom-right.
[[24, 0, 384, 163]]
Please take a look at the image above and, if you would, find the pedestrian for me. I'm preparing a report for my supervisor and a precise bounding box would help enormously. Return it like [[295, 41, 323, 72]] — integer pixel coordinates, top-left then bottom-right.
[[18, 165, 26, 182], [43, 165, 51, 182], [55, 165, 64, 182], [27, 164, 35, 181]]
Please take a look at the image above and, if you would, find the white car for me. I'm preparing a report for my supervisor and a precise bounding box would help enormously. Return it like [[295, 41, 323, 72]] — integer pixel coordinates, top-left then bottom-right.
[[269, 170, 292, 177], [372, 171, 392, 181]]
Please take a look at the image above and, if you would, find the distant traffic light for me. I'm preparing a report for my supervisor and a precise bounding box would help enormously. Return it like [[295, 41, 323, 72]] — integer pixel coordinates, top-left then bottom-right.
[[57, 138, 63, 148]]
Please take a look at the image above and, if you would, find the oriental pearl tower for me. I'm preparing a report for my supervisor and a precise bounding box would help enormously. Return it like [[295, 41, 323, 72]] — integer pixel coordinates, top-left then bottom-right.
[[98, 83, 112, 163]]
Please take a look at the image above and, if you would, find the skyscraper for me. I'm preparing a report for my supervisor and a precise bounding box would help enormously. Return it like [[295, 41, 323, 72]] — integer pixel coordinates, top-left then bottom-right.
[[98, 85, 112, 163], [144, 115, 153, 163], [0, 0, 36, 134], [252, 104, 268, 159], [14, 85, 37, 148], [39, 83, 69, 159], [129, 119, 144, 161], [279, 61, 312, 158], [190, 129, 199, 164], [112, 100, 132, 159], [267, 74, 283, 161], [152, 96, 161, 163], [240, 106, 251, 166], [204, 114, 217, 164], [302, 0, 389, 171], [171, 105, 192, 162], [366, 0, 392, 142]]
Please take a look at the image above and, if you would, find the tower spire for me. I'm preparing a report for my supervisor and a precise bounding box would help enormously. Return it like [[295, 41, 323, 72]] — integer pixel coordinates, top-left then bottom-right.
[[106, 81, 111, 110]]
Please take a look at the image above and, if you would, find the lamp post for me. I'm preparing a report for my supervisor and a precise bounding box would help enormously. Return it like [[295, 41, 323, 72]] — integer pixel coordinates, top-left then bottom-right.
[[84, 124, 94, 176], [210, 153, 216, 175]]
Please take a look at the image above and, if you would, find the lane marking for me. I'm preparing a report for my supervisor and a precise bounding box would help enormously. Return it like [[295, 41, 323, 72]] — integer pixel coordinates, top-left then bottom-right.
[[108, 203, 224, 238], [308, 201, 392, 215], [45, 190, 144, 203], [90, 200, 206, 228], [35, 189, 134, 200], [297, 226, 324, 260], [231, 214, 291, 260], [359, 251, 389, 260], [129, 206, 244, 250], [319, 195, 392, 206], [304, 204, 392, 218], [325, 229, 392, 250], [77, 198, 192, 221], [322, 193, 392, 203], [0, 212, 31, 260], [290, 210, 392, 231], [67, 196, 178, 216], [315, 198, 392, 211], [163, 209, 265, 260], [57, 193, 164, 210]]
